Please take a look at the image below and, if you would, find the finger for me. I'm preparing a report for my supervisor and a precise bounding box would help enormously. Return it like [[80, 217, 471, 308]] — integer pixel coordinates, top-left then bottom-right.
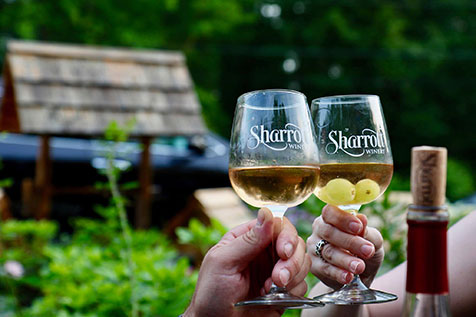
[[218, 208, 274, 271], [288, 280, 308, 297], [308, 219, 366, 264], [272, 236, 306, 287], [219, 220, 256, 244], [310, 255, 353, 289], [360, 226, 385, 286], [264, 277, 273, 294], [275, 216, 298, 260], [285, 252, 311, 290], [363, 226, 383, 251], [307, 233, 364, 280], [314, 242, 365, 275], [306, 228, 320, 251], [317, 217, 375, 259], [322, 205, 364, 235]]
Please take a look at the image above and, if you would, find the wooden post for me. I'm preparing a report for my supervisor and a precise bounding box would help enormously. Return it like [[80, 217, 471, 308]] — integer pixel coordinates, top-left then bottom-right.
[[21, 178, 34, 217], [35, 135, 52, 219], [135, 136, 152, 229], [0, 188, 12, 220]]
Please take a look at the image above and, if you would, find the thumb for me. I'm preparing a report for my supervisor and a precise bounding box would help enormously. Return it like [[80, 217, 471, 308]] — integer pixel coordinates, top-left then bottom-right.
[[223, 208, 274, 270]]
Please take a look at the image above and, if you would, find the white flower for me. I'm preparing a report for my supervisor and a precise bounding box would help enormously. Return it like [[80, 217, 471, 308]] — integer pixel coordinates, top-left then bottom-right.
[[4, 260, 24, 278]]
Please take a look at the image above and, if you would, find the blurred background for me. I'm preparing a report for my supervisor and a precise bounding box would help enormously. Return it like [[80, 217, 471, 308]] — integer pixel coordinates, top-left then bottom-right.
[[0, 1, 475, 316], [1, 0, 475, 200]]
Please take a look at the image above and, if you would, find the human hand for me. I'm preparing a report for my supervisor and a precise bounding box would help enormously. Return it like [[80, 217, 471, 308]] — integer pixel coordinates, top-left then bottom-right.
[[184, 208, 311, 317], [306, 205, 384, 290]]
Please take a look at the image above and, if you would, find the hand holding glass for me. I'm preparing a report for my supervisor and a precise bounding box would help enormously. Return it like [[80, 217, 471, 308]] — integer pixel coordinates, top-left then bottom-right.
[[311, 95, 397, 305], [229, 89, 322, 309]]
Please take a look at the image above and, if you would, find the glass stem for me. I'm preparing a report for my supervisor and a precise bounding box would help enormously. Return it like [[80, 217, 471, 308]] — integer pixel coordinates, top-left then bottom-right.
[[345, 274, 368, 291]]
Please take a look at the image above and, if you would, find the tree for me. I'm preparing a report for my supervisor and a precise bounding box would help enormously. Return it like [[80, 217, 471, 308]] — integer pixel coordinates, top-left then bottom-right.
[[1, 0, 476, 196]]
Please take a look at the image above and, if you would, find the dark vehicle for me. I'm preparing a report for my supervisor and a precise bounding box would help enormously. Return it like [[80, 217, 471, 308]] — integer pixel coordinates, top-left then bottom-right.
[[0, 132, 230, 228]]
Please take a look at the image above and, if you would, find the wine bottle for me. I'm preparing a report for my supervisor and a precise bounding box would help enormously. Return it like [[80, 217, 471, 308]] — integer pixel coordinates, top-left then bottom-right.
[[402, 146, 451, 317]]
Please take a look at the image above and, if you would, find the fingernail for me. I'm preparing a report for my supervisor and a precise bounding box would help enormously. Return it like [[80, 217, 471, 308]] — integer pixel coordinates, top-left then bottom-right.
[[349, 221, 362, 234], [361, 244, 374, 257], [341, 272, 352, 284], [350, 261, 361, 274], [284, 243, 293, 258], [257, 209, 265, 226], [280, 269, 290, 285]]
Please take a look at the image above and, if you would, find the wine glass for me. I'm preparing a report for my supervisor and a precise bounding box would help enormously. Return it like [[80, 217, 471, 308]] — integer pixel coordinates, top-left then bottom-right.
[[310, 94, 398, 305], [229, 89, 322, 309]]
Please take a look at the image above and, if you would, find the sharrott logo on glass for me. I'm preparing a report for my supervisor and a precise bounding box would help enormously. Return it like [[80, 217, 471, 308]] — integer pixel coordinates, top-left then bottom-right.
[[247, 123, 303, 151], [325, 128, 388, 157]]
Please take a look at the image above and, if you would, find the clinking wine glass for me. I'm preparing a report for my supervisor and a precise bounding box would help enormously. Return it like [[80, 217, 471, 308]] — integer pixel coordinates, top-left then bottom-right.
[[229, 89, 322, 309], [310, 95, 398, 305]]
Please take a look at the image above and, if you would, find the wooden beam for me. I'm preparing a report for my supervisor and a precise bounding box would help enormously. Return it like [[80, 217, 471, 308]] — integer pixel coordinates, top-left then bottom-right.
[[34, 135, 52, 219], [135, 136, 152, 229], [0, 59, 20, 132]]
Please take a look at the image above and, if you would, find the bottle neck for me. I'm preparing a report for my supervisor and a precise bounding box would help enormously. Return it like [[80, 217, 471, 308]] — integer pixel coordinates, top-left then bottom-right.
[[406, 205, 449, 295]]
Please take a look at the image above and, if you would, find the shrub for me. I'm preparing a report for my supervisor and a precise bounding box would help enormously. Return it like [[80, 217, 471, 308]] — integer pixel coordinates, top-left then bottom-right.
[[0, 217, 198, 316], [25, 228, 197, 317]]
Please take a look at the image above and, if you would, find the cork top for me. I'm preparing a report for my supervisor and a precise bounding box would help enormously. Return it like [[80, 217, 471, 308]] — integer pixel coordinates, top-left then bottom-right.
[[410, 146, 447, 207]]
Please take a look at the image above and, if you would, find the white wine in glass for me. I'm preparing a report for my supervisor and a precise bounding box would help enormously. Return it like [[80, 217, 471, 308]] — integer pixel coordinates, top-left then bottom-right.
[[311, 94, 397, 305], [229, 89, 322, 309], [230, 166, 319, 211]]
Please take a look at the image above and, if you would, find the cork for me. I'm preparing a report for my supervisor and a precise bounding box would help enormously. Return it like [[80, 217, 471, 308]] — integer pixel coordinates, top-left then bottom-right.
[[410, 146, 447, 207]]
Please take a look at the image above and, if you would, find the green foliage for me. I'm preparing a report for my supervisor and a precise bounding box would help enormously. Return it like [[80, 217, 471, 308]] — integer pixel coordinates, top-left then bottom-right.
[[0, 220, 59, 315], [195, 86, 231, 136], [104, 120, 136, 143], [176, 218, 227, 255], [25, 228, 197, 317], [301, 194, 326, 217], [0, 217, 202, 317], [446, 158, 476, 201], [97, 120, 142, 317], [1, 220, 57, 243], [392, 157, 476, 202], [2, 0, 476, 179], [0, 219, 58, 276]]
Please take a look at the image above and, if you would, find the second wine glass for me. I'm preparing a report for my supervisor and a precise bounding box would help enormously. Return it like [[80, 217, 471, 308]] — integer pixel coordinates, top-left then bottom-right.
[[229, 89, 322, 309], [311, 94, 398, 305]]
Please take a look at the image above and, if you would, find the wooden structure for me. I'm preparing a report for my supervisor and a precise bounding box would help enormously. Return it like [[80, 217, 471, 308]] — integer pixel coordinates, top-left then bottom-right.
[[164, 187, 254, 237], [0, 40, 207, 228]]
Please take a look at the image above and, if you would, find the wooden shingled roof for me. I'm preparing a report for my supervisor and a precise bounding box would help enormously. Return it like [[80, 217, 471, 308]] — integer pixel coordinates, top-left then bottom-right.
[[0, 40, 207, 136]]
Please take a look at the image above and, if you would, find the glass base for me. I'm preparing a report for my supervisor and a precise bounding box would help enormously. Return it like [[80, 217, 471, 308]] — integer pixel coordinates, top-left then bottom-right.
[[235, 287, 324, 310], [313, 275, 398, 305]]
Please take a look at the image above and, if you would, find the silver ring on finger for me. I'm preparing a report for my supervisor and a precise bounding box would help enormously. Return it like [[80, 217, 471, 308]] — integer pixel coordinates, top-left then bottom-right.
[[315, 239, 329, 261]]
